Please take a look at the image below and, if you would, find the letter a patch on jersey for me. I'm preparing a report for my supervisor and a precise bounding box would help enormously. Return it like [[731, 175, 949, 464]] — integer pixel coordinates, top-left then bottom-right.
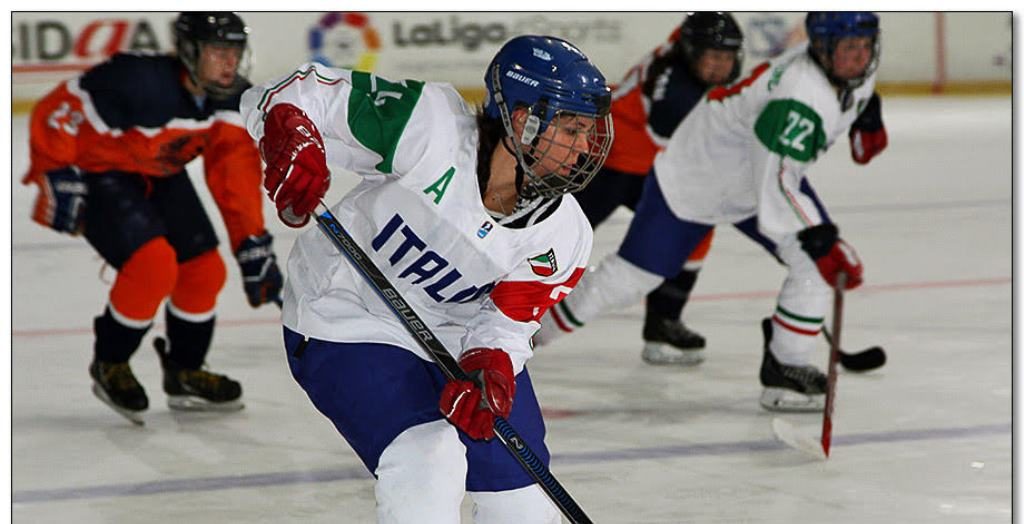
[[424, 166, 456, 204], [528, 249, 558, 277]]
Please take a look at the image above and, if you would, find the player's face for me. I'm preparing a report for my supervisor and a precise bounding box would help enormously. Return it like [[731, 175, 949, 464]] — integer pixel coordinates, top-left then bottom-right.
[[530, 113, 597, 178], [831, 36, 873, 80], [197, 43, 243, 89], [695, 49, 737, 85]]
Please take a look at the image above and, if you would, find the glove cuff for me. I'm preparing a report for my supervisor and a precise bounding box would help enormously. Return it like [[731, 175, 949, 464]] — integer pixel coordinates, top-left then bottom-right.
[[279, 206, 311, 228], [797, 224, 839, 260]]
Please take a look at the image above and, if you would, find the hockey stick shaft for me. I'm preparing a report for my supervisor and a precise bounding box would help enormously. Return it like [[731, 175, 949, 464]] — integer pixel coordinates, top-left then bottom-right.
[[312, 204, 593, 524], [820, 273, 846, 457]]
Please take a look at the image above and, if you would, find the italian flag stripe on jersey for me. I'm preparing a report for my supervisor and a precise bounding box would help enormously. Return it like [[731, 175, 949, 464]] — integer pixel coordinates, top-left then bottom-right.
[[257, 65, 344, 112], [776, 166, 813, 226]]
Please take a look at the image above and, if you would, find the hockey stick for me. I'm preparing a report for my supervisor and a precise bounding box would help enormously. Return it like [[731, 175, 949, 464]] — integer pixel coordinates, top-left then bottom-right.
[[312, 203, 593, 524], [820, 272, 846, 458], [828, 328, 887, 372], [771, 273, 849, 460]]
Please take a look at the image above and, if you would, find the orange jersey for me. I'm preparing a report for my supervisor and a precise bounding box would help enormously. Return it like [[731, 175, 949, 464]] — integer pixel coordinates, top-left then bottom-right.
[[24, 53, 264, 250], [603, 39, 708, 176]]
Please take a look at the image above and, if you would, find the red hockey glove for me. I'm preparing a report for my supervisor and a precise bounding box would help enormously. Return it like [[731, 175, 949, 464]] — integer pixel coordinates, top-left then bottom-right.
[[259, 103, 330, 228], [439, 348, 516, 441], [797, 224, 863, 290], [26, 166, 87, 235], [849, 92, 887, 165]]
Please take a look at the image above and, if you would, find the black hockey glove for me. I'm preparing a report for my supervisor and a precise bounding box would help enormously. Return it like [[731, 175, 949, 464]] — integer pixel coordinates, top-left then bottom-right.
[[797, 224, 863, 290], [29, 166, 87, 235], [235, 232, 283, 307], [849, 92, 887, 164]]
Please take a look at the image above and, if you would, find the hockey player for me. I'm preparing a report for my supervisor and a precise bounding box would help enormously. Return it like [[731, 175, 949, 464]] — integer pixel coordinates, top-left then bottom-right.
[[570, 12, 744, 365], [240, 35, 612, 522], [537, 12, 888, 412], [22, 12, 283, 424]]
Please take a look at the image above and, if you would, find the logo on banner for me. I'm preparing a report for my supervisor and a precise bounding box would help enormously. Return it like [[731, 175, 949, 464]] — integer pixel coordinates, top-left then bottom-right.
[[12, 17, 165, 71], [745, 14, 806, 60], [310, 12, 381, 72]]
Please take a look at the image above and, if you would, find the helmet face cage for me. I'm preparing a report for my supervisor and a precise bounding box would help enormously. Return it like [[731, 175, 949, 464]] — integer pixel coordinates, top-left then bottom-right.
[[806, 12, 880, 89], [498, 102, 614, 199], [678, 12, 745, 84], [174, 12, 251, 99], [485, 36, 614, 199]]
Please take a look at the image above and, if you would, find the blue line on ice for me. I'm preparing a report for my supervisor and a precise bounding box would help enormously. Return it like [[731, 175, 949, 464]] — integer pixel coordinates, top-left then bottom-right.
[[13, 422, 1008, 504]]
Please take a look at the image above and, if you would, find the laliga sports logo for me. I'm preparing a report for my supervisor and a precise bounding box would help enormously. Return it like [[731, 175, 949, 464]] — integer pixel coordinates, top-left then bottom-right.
[[310, 12, 380, 72], [745, 14, 807, 60]]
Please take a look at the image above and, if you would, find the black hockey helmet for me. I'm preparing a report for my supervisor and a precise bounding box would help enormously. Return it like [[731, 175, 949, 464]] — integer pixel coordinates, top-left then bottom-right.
[[174, 12, 251, 99], [677, 12, 744, 84]]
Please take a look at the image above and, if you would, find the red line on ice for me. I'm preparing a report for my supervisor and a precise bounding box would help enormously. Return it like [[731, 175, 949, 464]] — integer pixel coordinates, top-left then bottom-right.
[[13, 276, 1010, 338]]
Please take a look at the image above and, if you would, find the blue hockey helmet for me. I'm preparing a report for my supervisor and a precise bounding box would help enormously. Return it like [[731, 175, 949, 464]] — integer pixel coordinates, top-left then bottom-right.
[[483, 35, 613, 199], [805, 12, 880, 88]]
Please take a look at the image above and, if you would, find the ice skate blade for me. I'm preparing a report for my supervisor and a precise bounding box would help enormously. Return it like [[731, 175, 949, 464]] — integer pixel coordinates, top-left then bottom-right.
[[771, 418, 826, 460], [641, 343, 705, 366], [167, 395, 244, 412], [759, 387, 824, 413], [91, 383, 145, 426]]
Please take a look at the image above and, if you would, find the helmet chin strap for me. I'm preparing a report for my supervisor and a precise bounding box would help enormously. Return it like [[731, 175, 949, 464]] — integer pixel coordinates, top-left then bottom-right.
[[491, 64, 545, 198], [499, 136, 537, 201]]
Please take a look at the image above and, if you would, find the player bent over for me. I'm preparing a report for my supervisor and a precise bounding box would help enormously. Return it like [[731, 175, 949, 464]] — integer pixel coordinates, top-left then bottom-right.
[[537, 12, 888, 412], [22, 12, 283, 424], [568, 12, 744, 365], [240, 36, 612, 521]]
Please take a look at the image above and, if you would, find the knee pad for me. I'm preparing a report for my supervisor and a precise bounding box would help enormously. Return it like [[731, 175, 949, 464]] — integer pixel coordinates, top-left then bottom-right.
[[170, 249, 226, 317], [109, 237, 177, 322], [469, 485, 559, 524], [375, 420, 467, 524]]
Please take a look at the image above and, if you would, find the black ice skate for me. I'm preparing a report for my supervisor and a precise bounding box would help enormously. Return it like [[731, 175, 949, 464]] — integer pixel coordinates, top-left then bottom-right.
[[641, 315, 707, 365], [759, 318, 827, 412], [154, 338, 243, 412], [89, 359, 148, 426]]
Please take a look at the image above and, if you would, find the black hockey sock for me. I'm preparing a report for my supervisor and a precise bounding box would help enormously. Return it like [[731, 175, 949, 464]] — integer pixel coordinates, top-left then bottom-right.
[[93, 308, 150, 363], [645, 268, 700, 320], [164, 308, 215, 370]]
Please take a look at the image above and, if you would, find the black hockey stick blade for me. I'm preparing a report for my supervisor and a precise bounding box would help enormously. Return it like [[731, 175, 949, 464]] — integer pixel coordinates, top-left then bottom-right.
[[313, 204, 593, 524], [823, 327, 887, 372], [839, 345, 887, 372]]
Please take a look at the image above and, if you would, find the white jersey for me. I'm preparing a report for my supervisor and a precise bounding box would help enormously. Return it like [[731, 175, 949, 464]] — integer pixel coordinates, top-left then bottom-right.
[[240, 63, 592, 373], [654, 43, 877, 238]]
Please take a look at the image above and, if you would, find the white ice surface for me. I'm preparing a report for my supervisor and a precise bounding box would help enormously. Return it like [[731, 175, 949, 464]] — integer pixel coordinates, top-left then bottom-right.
[[11, 96, 1011, 522]]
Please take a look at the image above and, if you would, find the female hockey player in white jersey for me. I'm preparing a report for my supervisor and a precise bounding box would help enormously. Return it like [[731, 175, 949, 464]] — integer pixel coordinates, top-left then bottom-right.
[[536, 12, 888, 412], [240, 35, 612, 522]]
